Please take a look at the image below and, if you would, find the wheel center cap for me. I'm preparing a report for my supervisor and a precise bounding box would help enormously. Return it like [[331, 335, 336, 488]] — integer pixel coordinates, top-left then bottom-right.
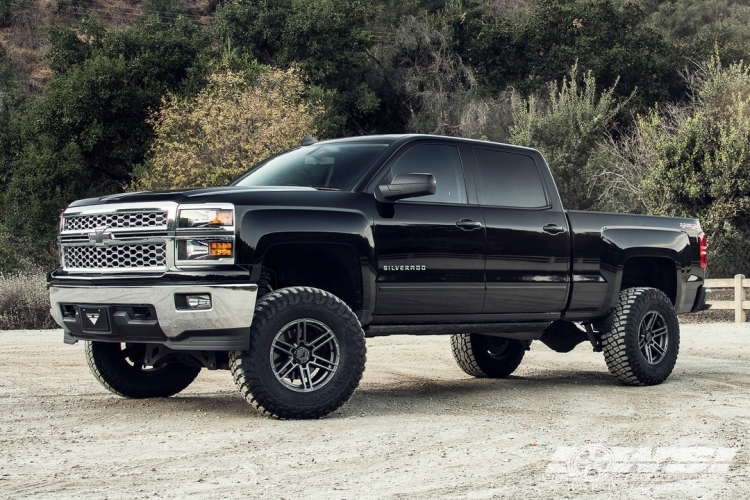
[[294, 347, 311, 364]]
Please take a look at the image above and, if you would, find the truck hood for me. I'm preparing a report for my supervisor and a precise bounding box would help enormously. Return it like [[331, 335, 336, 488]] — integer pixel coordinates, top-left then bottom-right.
[[67, 186, 320, 208]]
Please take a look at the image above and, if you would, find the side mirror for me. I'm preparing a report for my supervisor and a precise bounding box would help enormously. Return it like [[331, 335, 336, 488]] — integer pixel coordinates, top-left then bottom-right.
[[377, 173, 437, 201]]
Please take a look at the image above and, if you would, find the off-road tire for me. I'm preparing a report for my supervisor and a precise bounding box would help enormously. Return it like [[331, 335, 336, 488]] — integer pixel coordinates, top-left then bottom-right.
[[450, 334, 526, 378], [230, 287, 366, 419], [85, 341, 201, 398], [602, 287, 680, 386]]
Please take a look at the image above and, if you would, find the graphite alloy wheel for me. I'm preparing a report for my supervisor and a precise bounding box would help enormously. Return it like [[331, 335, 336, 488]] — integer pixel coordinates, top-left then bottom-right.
[[602, 287, 680, 386], [85, 341, 201, 398], [450, 334, 526, 378], [230, 287, 366, 419]]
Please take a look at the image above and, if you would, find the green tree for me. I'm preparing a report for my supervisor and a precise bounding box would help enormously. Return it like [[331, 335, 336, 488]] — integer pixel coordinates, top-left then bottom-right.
[[465, 0, 681, 113], [367, 4, 476, 135], [3, 13, 208, 257], [212, 0, 380, 137], [647, 0, 750, 65]]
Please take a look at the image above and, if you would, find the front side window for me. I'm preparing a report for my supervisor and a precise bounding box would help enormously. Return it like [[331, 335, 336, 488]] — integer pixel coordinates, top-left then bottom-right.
[[231, 142, 392, 190], [473, 148, 548, 208], [386, 144, 467, 204]]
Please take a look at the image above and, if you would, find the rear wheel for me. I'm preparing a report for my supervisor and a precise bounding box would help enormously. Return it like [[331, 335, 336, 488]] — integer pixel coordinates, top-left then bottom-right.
[[85, 342, 201, 398], [450, 334, 526, 378], [602, 287, 680, 386]]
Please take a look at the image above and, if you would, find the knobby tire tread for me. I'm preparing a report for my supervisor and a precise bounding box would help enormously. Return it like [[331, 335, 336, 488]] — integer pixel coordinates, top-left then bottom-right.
[[230, 287, 366, 419], [601, 287, 679, 386]]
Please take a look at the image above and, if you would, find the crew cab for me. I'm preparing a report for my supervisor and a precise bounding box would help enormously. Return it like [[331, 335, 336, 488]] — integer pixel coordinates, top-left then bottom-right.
[[49, 134, 708, 419]]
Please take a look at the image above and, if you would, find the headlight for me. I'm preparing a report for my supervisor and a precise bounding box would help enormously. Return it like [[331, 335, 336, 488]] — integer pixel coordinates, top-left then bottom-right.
[[176, 205, 235, 266], [177, 239, 234, 260], [178, 209, 233, 228]]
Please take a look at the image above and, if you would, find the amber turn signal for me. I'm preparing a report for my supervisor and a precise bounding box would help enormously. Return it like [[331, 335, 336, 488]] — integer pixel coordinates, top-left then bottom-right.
[[208, 241, 233, 257]]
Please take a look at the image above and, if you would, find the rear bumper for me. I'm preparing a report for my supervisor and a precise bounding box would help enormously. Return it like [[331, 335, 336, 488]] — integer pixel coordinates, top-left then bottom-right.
[[691, 285, 709, 313], [49, 282, 257, 350]]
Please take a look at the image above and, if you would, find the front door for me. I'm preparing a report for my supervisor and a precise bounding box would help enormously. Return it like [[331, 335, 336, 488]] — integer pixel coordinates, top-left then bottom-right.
[[372, 141, 485, 316]]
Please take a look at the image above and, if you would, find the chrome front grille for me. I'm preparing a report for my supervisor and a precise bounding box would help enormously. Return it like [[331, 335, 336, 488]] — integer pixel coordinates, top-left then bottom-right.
[[63, 244, 167, 270], [64, 211, 168, 231], [60, 203, 177, 273]]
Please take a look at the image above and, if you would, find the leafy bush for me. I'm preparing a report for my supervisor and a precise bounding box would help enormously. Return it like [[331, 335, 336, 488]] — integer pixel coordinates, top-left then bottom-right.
[[131, 66, 322, 190], [0, 269, 56, 330], [508, 65, 623, 210], [599, 56, 750, 277], [640, 57, 750, 277]]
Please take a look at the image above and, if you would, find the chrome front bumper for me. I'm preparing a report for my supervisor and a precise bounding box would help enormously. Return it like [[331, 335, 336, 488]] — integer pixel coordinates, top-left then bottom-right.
[[49, 283, 257, 340]]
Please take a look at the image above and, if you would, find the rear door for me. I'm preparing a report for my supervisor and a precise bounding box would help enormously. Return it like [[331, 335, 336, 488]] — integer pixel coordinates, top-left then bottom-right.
[[469, 146, 570, 314], [372, 140, 485, 316]]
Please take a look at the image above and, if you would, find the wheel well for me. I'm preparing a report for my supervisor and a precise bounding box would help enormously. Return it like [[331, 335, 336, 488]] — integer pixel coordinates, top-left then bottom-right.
[[260, 243, 362, 313], [620, 257, 677, 305]]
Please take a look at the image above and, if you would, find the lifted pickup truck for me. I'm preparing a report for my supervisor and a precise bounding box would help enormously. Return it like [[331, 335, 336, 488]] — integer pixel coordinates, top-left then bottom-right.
[[49, 134, 708, 419]]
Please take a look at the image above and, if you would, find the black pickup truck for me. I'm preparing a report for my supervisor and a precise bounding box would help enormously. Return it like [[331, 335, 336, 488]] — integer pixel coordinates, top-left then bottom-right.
[[49, 134, 708, 419]]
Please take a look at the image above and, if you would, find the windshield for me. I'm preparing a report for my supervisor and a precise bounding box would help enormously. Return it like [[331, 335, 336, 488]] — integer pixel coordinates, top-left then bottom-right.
[[230, 141, 393, 190]]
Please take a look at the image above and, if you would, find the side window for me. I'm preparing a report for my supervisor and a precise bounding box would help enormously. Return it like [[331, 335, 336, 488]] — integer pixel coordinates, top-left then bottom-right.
[[473, 148, 548, 208], [387, 144, 467, 204]]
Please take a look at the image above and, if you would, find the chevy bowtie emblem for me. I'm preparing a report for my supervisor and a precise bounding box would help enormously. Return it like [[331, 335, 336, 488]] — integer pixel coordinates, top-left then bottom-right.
[[89, 227, 113, 246], [86, 313, 100, 325]]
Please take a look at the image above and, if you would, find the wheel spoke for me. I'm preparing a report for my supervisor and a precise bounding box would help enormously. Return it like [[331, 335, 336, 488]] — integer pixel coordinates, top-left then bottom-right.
[[278, 359, 297, 379], [644, 346, 654, 364], [646, 312, 658, 331], [651, 325, 668, 338], [310, 330, 335, 351], [300, 365, 313, 390], [273, 338, 295, 351], [650, 342, 666, 356], [309, 357, 338, 372]]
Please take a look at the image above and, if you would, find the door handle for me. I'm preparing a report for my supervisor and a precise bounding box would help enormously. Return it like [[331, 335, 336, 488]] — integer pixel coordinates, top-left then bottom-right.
[[543, 224, 566, 234], [456, 219, 483, 230]]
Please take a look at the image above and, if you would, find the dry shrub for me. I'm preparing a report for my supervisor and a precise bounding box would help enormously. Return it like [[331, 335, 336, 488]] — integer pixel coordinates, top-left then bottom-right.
[[457, 93, 514, 142], [130, 66, 322, 191], [0, 268, 56, 330]]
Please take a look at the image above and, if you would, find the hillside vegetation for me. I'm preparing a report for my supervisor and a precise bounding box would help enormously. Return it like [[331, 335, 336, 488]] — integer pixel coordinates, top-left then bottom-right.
[[1, 0, 750, 278]]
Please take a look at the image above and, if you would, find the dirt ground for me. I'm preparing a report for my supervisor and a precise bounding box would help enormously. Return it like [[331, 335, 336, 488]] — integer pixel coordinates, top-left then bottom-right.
[[1, 323, 749, 499]]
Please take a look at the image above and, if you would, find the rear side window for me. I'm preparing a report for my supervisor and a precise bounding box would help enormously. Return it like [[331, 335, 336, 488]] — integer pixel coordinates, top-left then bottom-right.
[[388, 144, 467, 204], [473, 148, 548, 208]]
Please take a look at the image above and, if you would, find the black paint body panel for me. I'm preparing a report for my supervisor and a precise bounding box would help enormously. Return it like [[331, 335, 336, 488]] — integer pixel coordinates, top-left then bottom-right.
[[54, 134, 705, 333]]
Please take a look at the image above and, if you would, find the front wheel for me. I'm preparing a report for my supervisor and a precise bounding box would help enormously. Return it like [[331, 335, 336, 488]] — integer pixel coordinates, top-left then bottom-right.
[[230, 287, 366, 419], [602, 287, 680, 386], [85, 342, 201, 398], [450, 334, 526, 378]]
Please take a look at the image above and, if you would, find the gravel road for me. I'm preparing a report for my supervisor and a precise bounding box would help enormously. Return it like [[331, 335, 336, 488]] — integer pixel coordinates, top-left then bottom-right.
[[1, 323, 749, 499]]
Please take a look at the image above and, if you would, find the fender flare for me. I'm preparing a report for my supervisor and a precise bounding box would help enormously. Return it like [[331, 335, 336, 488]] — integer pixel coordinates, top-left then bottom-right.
[[600, 227, 693, 310], [236, 207, 376, 322]]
